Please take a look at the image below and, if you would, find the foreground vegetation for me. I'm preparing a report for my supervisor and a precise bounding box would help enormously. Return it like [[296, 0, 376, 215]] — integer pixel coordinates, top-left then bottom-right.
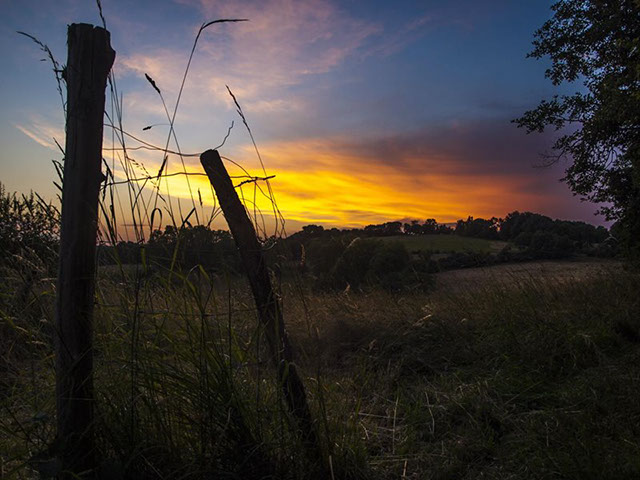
[[2, 186, 638, 478], [3, 230, 639, 478]]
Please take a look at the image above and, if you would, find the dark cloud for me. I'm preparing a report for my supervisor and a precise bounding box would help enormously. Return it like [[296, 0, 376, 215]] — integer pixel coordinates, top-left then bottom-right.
[[311, 117, 606, 223]]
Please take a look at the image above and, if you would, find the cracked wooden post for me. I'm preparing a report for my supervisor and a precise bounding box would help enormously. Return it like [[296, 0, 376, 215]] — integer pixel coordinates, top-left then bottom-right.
[[55, 23, 115, 478], [200, 149, 321, 457]]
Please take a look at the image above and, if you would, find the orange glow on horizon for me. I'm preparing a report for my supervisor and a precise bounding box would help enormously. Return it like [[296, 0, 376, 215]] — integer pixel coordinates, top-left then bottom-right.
[[105, 138, 552, 238]]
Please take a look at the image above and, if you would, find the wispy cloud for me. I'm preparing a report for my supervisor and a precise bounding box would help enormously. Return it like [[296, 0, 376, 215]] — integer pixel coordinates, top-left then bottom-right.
[[116, 0, 385, 118], [14, 117, 64, 151]]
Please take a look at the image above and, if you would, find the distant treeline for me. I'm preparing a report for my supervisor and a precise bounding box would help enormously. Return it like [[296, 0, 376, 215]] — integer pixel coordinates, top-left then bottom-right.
[[0, 183, 621, 295], [288, 218, 453, 240], [455, 211, 608, 243], [288, 211, 609, 243], [94, 210, 617, 293], [286, 211, 613, 256], [98, 225, 242, 273], [273, 211, 616, 291], [99, 210, 615, 267], [455, 211, 614, 258]]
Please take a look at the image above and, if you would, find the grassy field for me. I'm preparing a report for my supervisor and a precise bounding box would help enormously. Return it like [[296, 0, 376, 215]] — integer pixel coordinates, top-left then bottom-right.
[[288, 258, 640, 478], [434, 257, 622, 291], [3, 257, 639, 479], [378, 234, 509, 254]]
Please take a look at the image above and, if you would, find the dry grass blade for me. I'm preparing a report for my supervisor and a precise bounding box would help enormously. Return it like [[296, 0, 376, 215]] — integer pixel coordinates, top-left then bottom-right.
[[144, 73, 162, 96], [223, 85, 286, 238], [168, 18, 247, 136], [157, 155, 168, 179], [180, 207, 196, 229], [202, 19, 249, 30], [16, 31, 66, 114], [214, 121, 235, 150], [226, 85, 248, 128], [95, 0, 107, 29], [53, 138, 65, 156], [142, 123, 169, 131], [235, 175, 276, 188]]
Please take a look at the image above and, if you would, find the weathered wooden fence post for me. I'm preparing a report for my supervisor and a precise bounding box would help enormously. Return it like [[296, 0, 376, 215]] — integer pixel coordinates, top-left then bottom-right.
[[200, 149, 321, 457], [55, 23, 114, 477]]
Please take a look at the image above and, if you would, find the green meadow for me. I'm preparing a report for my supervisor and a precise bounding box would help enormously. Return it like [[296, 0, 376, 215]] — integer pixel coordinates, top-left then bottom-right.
[[378, 234, 509, 254]]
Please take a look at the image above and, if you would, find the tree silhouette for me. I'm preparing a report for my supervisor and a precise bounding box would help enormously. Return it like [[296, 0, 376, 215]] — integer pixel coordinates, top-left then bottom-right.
[[516, 0, 640, 258]]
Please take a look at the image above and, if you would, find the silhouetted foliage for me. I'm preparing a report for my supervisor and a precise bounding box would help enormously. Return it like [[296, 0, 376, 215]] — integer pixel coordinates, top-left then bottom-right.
[[307, 238, 430, 292], [306, 236, 349, 277], [0, 183, 59, 272], [100, 225, 241, 273], [403, 218, 453, 235], [516, 0, 640, 260], [499, 211, 608, 246], [0, 184, 60, 354], [156, 225, 241, 271], [364, 221, 403, 237], [435, 251, 495, 270], [301, 224, 325, 237], [330, 238, 381, 290], [499, 211, 553, 241], [369, 241, 412, 291], [97, 212, 611, 282], [452, 211, 610, 259], [284, 210, 611, 281], [455, 216, 500, 239]]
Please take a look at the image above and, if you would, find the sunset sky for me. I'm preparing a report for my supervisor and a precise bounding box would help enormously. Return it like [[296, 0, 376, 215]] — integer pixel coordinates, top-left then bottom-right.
[[0, 0, 605, 237]]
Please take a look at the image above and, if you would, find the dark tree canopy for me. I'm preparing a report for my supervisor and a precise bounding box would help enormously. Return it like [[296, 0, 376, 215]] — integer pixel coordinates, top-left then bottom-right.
[[516, 0, 640, 257]]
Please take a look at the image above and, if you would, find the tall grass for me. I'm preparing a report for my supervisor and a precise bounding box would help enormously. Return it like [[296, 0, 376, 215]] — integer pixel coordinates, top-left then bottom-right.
[[5, 15, 362, 478], [1, 249, 370, 478], [2, 214, 639, 478], [296, 265, 640, 479]]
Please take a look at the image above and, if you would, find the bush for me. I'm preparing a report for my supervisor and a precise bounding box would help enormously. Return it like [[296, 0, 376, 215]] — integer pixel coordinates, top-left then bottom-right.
[[0, 183, 59, 272], [306, 236, 349, 277], [369, 242, 412, 291], [100, 225, 242, 273], [0, 184, 59, 363], [312, 238, 431, 292], [369, 241, 410, 276], [586, 237, 620, 258], [330, 238, 380, 290]]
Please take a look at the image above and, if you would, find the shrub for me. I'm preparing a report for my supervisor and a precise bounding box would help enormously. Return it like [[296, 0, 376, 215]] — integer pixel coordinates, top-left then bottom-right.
[[0, 183, 59, 272], [311, 238, 430, 292], [330, 238, 380, 290], [306, 236, 349, 277], [0, 184, 59, 364], [369, 241, 411, 291]]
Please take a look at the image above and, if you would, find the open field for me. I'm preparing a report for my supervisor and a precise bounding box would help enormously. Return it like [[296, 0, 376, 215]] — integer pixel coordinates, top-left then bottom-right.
[[434, 257, 623, 292], [286, 258, 640, 478], [379, 234, 509, 254], [4, 257, 640, 479]]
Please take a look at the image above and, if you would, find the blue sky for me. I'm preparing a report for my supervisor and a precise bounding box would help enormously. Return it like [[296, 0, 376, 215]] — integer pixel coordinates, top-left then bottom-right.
[[0, 0, 605, 234]]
